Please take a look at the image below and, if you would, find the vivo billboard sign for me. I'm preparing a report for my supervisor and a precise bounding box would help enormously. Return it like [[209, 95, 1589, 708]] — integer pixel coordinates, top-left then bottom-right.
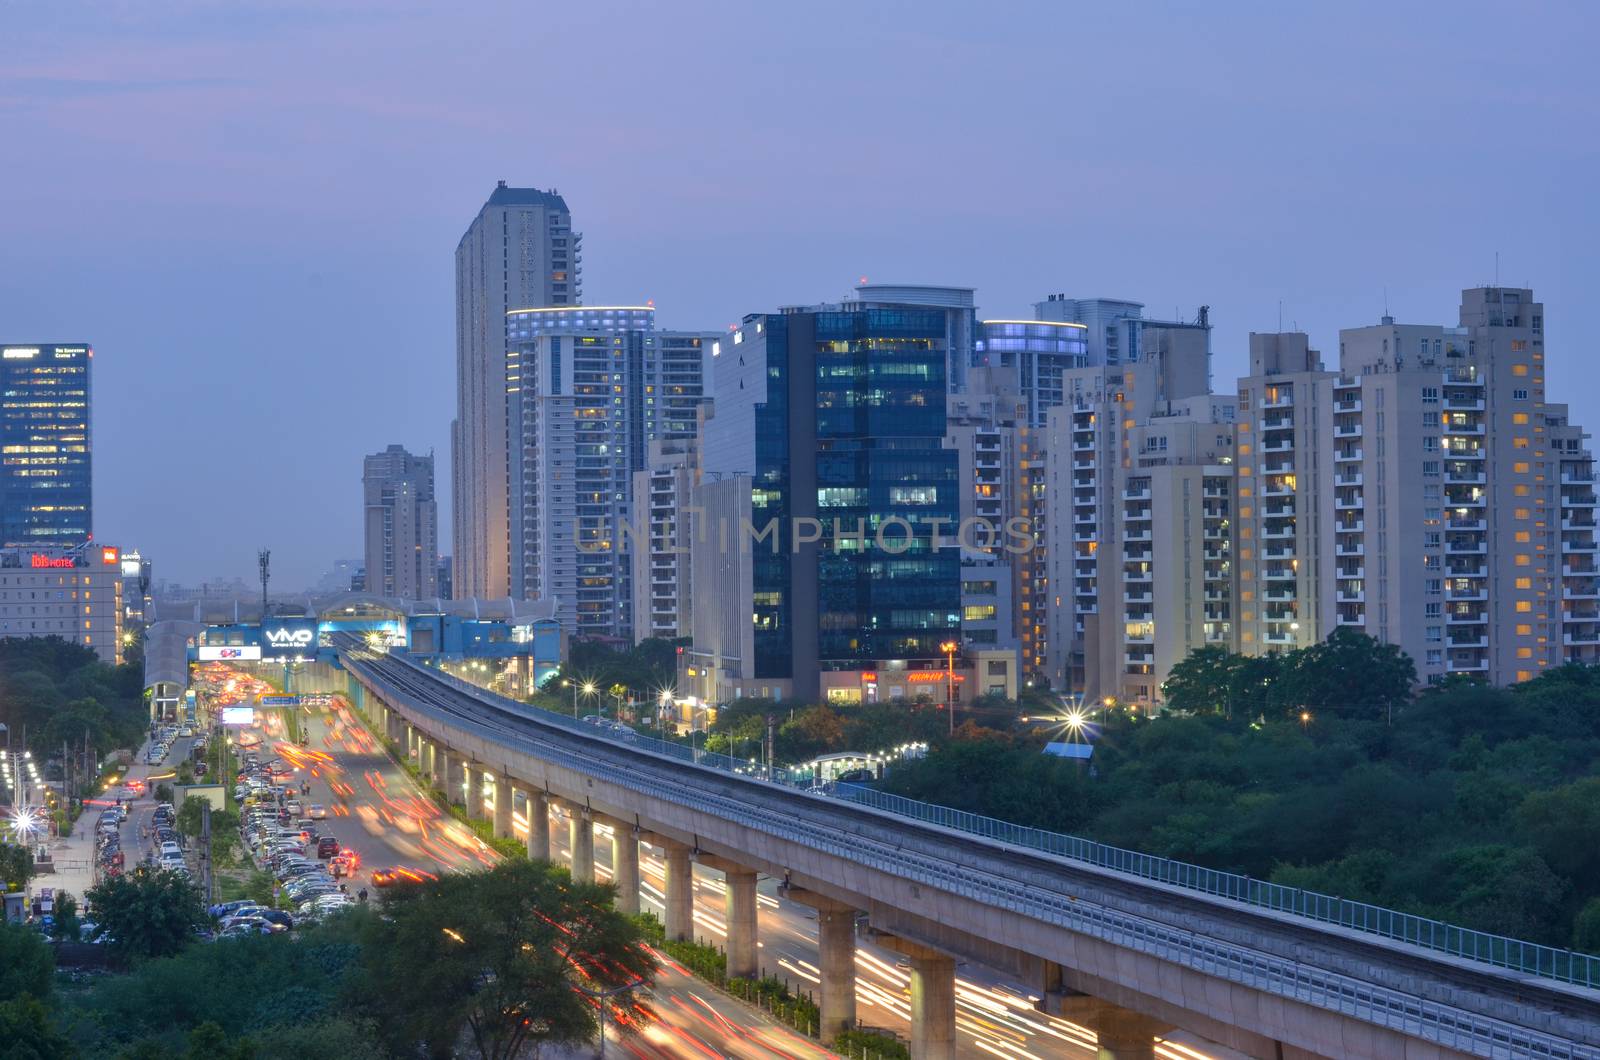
[[261, 623, 317, 657]]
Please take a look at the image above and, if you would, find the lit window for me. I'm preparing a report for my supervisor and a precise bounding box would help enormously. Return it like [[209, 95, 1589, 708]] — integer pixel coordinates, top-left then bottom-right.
[[1513, 364, 1529, 376], [1516, 600, 1533, 612], [1517, 647, 1534, 659], [1513, 413, 1530, 425], [1515, 531, 1531, 543], [1514, 462, 1531, 474], [1515, 555, 1531, 567], [1516, 624, 1532, 635], [1515, 577, 1532, 589]]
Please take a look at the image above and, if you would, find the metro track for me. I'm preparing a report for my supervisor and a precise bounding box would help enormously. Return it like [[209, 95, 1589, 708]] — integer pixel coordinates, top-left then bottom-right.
[[335, 638, 1600, 1060]]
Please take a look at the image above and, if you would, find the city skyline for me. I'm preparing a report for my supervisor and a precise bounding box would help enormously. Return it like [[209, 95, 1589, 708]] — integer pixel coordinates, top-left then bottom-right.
[[4, 0, 1597, 586]]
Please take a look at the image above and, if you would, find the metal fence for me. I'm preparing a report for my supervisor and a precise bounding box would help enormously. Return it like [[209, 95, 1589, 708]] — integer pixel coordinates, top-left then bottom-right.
[[362, 649, 1600, 993]]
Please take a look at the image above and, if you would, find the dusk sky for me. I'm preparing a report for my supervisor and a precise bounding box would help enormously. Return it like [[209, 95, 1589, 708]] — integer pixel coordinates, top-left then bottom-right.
[[4, 0, 1596, 589]]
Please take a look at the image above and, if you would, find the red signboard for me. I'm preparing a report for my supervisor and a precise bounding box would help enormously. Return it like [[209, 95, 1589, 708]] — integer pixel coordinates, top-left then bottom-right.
[[101, 546, 119, 566], [30, 554, 74, 569]]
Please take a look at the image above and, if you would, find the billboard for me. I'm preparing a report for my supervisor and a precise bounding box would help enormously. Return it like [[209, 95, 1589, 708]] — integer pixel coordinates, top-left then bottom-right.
[[220, 706, 255, 726], [197, 645, 262, 662], [260, 622, 317, 658]]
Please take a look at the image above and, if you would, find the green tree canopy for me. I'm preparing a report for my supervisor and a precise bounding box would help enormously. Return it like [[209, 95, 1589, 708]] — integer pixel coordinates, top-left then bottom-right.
[[86, 867, 209, 961], [349, 858, 657, 1060], [0, 922, 54, 1003]]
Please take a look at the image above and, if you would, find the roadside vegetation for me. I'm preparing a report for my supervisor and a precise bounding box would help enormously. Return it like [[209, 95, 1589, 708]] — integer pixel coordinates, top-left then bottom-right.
[[880, 635, 1600, 952], [5, 859, 652, 1059]]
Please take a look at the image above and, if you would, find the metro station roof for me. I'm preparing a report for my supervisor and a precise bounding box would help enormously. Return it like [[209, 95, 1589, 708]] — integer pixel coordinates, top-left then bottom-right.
[[144, 619, 204, 691]]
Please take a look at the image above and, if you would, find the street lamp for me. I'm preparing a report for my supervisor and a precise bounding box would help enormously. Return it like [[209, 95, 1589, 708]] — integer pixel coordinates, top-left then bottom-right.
[[1299, 708, 1312, 731], [940, 641, 959, 736]]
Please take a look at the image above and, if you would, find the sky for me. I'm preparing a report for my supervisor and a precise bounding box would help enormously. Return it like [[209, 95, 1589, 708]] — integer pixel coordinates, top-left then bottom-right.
[[3, 0, 1597, 589]]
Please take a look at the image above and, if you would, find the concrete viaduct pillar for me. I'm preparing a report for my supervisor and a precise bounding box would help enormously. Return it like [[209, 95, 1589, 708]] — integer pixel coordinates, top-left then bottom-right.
[[525, 791, 550, 861], [698, 853, 759, 980], [564, 800, 595, 883], [425, 740, 442, 788], [1059, 996, 1165, 1060], [443, 752, 464, 806], [466, 763, 484, 818], [492, 774, 513, 839], [875, 934, 957, 1060], [785, 887, 857, 1040], [656, 839, 694, 942], [597, 814, 640, 915]]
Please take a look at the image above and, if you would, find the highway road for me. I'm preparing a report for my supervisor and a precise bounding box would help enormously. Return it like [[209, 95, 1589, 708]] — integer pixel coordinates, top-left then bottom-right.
[[300, 677, 1238, 1060]]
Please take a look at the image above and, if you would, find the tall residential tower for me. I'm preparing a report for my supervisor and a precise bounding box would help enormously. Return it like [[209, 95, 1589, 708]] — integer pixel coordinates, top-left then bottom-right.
[[1, 343, 91, 548], [452, 183, 579, 600], [363, 445, 439, 599]]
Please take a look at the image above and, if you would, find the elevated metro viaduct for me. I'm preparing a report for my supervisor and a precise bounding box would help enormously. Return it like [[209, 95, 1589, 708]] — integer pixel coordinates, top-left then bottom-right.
[[334, 639, 1600, 1060]]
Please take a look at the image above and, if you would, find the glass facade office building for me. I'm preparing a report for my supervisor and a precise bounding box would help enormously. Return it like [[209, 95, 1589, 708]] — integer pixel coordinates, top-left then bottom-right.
[[721, 306, 960, 688], [1, 344, 91, 548]]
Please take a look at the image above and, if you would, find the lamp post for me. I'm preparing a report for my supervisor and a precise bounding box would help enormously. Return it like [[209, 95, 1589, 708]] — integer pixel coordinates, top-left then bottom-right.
[[940, 641, 958, 736]]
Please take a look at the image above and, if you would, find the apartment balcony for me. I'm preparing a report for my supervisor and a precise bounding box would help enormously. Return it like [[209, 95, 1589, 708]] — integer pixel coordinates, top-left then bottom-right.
[[1073, 456, 1097, 470], [1263, 543, 1295, 560], [1335, 448, 1363, 462], [1564, 493, 1600, 508], [1564, 581, 1600, 600], [1565, 515, 1600, 531], [1444, 394, 1485, 411], [1261, 437, 1295, 453], [1073, 437, 1096, 453], [1262, 629, 1299, 645], [1263, 501, 1294, 517], [1335, 540, 1365, 557], [1449, 656, 1491, 673], [1565, 539, 1600, 554], [1447, 609, 1488, 625], [1075, 511, 1096, 525], [1262, 586, 1296, 602], [1445, 422, 1485, 437], [1562, 470, 1596, 485], [1262, 459, 1295, 474], [1446, 491, 1487, 508], [1262, 391, 1294, 409], [1565, 630, 1600, 646], [1204, 588, 1230, 603], [1333, 422, 1363, 439], [1124, 628, 1155, 644], [1260, 412, 1294, 430], [1203, 546, 1229, 561], [1124, 526, 1152, 542], [1263, 566, 1297, 581], [1122, 485, 1151, 501], [1123, 589, 1152, 605], [1203, 524, 1228, 541], [1336, 612, 1367, 626], [1334, 396, 1363, 413], [1448, 516, 1486, 532], [1074, 528, 1096, 543], [1336, 519, 1365, 533], [1445, 368, 1484, 386], [1448, 632, 1489, 649], [1336, 564, 1364, 579], [1261, 481, 1295, 498], [1334, 471, 1364, 487], [1261, 524, 1296, 540], [1204, 609, 1231, 624], [1446, 537, 1488, 554], [1335, 493, 1363, 510], [1204, 486, 1230, 499], [1336, 589, 1365, 603], [1124, 567, 1153, 583], [1446, 468, 1487, 486], [1447, 584, 1488, 601], [1565, 609, 1600, 623]]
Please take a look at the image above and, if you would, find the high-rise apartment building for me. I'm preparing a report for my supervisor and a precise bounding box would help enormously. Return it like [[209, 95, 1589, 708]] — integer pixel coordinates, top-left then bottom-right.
[[630, 438, 698, 642], [452, 183, 578, 600], [688, 293, 966, 703], [1222, 288, 1595, 689], [1037, 303, 1214, 697], [1232, 333, 1335, 656], [1, 343, 91, 548], [507, 305, 713, 639], [363, 445, 439, 599]]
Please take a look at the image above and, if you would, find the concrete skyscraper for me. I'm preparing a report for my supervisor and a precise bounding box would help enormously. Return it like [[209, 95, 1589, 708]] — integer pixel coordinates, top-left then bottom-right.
[[363, 445, 439, 599], [452, 183, 579, 600], [1, 343, 91, 548], [506, 305, 713, 639]]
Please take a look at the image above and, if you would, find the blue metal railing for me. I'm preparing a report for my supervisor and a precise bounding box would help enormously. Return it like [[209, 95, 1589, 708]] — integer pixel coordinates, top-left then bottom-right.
[[355, 650, 1600, 992]]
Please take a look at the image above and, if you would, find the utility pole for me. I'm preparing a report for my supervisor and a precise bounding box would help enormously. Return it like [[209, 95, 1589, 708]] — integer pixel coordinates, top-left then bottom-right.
[[199, 799, 213, 904], [257, 548, 271, 621], [765, 715, 776, 781]]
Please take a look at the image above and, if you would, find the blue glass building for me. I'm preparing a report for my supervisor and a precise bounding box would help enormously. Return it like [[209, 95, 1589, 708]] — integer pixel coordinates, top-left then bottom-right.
[[1, 344, 91, 547], [702, 301, 962, 699]]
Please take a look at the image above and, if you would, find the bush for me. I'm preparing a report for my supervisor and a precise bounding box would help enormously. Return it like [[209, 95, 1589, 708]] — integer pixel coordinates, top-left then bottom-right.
[[834, 1028, 911, 1059]]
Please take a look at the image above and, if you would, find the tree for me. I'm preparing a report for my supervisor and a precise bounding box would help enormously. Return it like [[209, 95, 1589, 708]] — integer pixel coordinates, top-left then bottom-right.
[[1161, 645, 1243, 715], [0, 922, 54, 1003], [0, 994, 72, 1060], [1274, 629, 1416, 723], [1517, 778, 1600, 883], [86, 867, 209, 961], [1576, 897, 1600, 955], [185, 1022, 257, 1060], [1, 840, 35, 893], [351, 858, 657, 1059], [49, 892, 81, 942]]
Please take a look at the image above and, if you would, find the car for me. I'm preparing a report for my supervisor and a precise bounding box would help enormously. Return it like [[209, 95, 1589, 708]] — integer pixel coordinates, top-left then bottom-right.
[[178, 726, 194, 738], [286, 800, 303, 816], [308, 804, 326, 820], [160, 841, 183, 857], [315, 836, 340, 859]]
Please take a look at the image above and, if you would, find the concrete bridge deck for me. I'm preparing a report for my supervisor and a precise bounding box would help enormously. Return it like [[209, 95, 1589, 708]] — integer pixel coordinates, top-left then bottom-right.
[[334, 640, 1600, 1060]]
